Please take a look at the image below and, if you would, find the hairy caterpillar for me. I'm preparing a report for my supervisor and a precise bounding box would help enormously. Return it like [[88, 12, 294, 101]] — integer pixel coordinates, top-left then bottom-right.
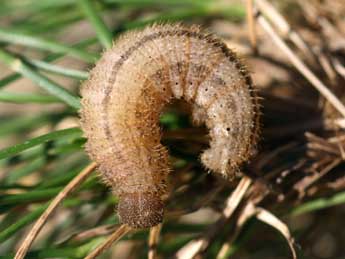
[[80, 24, 260, 229]]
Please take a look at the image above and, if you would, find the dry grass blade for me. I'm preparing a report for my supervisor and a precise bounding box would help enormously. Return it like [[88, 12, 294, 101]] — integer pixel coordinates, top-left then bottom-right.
[[256, 12, 345, 117], [57, 224, 117, 244], [246, 0, 257, 53], [175, 234, 205, 259], [331, 57, 345, 79], [148, 223, 162, 259], [256, 207, 297, 259], [316, 49, 337, 84], [216, 202, 257, 259], [295, 158, 342, 197], [335, 118, 345, 129], [223, 176, 252, 217], [255, 0, 314, 61], [14, 162, 98, 259], [167, 184, 224, 218], [84, 224, 132, 259], [176, 176, 252, 259], [217, 203, 297, 259], [256, 0, 336, 83]]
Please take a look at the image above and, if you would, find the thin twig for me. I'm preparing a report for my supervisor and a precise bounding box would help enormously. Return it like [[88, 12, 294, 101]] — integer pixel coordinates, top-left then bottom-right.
[[246, 0, 257, 53], [14, 162, 97, 259], [256, 12, 345, 117], [148, 223, 162, 259], [84, 224, 132, 259]]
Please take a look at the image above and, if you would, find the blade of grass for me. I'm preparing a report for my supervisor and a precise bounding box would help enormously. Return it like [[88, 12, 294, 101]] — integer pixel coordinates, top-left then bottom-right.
[[0, 187, 62, 207], [0, 127, 82, 160], [158, 235, 197, 254], [0, 73, 21, 89], [257, 13, 345, 117], [2, 237, 105, 259], [0, 37, 96, 90], [7, 8, 81, 36], [0, 204, 48, 243], [120, 9, 210, 31], [37, 164, 87, 189], [0, 91, 61, 104], [5, 157, 46, 184], [0, 28, 98, 62], [0, 49, 81, 109], [79, 0, 113, 49], [103, 0, 208, 8], [48, 139, 86, 156], [215, 219, 255, 258], [13, 8, 83, 35], [0, 197, 87, 244], [0, 0, 75, 16], [0, 111, 69, 137], [27, 59, 89, 80], [0, 184, 32, 191], [290, 190, 345, 216], [120, 4, 244, 32]]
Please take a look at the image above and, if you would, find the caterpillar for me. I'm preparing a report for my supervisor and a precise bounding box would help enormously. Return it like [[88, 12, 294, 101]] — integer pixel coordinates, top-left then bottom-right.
[[80, 23, 260, 229]]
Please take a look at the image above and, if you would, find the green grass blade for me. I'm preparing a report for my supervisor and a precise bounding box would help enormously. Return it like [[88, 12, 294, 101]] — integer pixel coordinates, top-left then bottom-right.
[[0, 127, 82, 160], [0, 27, 98, 62], [290, 190, 345, 216], [0, 0, 75, 16], [1, 238, 105, 259], [6, 8, 82, 36], [0, 196, 88, 244], [0, 188, 62, 207], [0, 112, 69, 137], [103, 0, 208, 7], [0, 49, 81, 109], [0, 37, 96, 90], [28, 59, 89, 80], [79, 0, 113, 49], [0, 91, 61, 104], [5, 157, 47, 184], [0, 73, 20, 89], [0, 204, 48, 243]]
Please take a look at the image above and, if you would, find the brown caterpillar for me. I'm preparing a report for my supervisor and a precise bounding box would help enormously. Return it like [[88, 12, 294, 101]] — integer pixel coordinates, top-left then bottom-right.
[[80, 23, 260, 229]]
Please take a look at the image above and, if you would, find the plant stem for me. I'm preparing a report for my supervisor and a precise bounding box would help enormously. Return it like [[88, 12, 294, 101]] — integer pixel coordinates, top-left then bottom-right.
[[79, 0, 113, 49]]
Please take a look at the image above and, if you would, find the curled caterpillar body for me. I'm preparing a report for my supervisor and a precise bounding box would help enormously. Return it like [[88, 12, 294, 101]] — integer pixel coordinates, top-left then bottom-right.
[[80, 24, 260, 229]]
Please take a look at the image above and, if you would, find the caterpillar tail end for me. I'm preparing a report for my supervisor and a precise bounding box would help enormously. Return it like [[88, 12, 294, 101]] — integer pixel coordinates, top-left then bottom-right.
[[118, 192, 164, 229]]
